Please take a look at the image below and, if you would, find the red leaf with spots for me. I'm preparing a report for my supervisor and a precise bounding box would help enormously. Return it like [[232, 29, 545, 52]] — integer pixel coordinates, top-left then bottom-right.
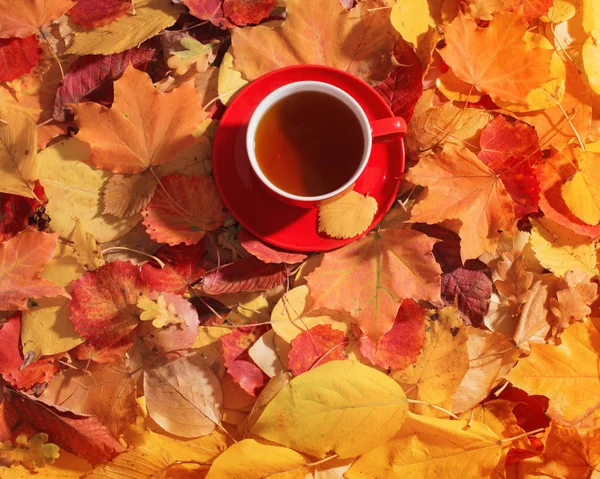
[[0, 313, 59, 390], [2, 388, 124, 464], [142, 243, 208, 295], [238, 229, 307, 264], [198, 258, 287, 295], [222, 0, 278, 26], [359, 299, 426, 370], [288, 324, 347, 376], [183, 0, 232, 28], [69, 261, 147, 356], [221, 325, 268, 396], [67, 0, 131, 28], [478, 115, 541, 218], [53, 48, 155, 122], [375, 38, 423, 123], [0, 181, 47, 242], [0, 35, 41, 82]]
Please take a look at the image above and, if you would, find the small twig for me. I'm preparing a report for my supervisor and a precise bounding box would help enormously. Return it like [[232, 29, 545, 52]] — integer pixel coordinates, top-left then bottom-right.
[[406, 399, 460, 419], [37, 117, 54, 128], [499, 427, 546, 444], [367, 6, 393, 11], [0, 118, 7, 125], [306, 454, 339, 467], [101, 247, 165, 268], [203, 85, 247, 111], [130, 0, 136, 15]]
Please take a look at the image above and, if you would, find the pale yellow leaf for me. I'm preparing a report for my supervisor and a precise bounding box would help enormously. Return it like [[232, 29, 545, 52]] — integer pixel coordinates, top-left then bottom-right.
[[103, 172, 158, 218], [346, 413, 502, 479], [248, 329, 285, 378], [144, 352, 223, 438], [218, 51, 249, 106], [72, 219, 105, 271], [542, 0, 580, 23], [583, 36, 600, 95], [562, 150, 600, 224], [318, 190, 378, 239], [37, 139, 140, 242], [0, 106, 37, 198], [390, 0, 431, 47], [529, 217, 599, 277], [206, 439, 308, 479], [251, 360, 408, 458], [67, 0, 180, 55], [21, 243, 85, 360], [0, 434, 59, 470], [393, 306, 469, 407], [138, 294, 183, 329], [583, 0, 600, 34], [167, 37, 217, 76]]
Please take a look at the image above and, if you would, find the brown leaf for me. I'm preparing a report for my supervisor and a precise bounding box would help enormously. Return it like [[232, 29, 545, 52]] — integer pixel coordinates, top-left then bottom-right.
[[103, 172, 158, 218]]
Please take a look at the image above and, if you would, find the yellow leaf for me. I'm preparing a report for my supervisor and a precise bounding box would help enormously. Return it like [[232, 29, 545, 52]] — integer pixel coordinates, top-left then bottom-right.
[[0, 106, 37, 198], [137, 294, 183, 329], [317, 190, 378, 239], [168, 37, 217, 75], [542, 0, 580, 23], [217, 51, 249, 106], [251, 360, 408, 458], [67, 0, 180, 55], [144, 352, 223, 438], [561, 149, 600, 225], [507, 319, 600, 426], [248, 329, 286, 378], [37, 138, 140, 242], [583, 0, 600, 34], [270, 285, 353, 343], [206, 439, 308, 479], [390, 0, 431, 47], [0, 434, 59, 470], [436, 70, 483, 103], [529, 217, 599, 277], [583, 36, 600, 96], [73, 219, 105, 271], [392, 306, 469, 407], [0, 452, 91, 479], [21, 243, 85, 360], [346, 413, 502, 478], [102, 172, 158, 218]]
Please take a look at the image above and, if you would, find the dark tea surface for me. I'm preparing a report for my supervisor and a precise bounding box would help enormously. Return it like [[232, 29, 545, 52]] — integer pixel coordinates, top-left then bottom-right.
[[254, 90, 365, 197]]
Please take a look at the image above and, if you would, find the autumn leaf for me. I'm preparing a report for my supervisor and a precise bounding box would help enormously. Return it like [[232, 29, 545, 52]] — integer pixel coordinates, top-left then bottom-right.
[[67, 0, 131, 29], [306, 229, 441, 341], [561, 149, 600, 225], [67, 0, 180, 55], [359, 299, 426, 371], [142, 174, 225, 245], [167, 37, 218, 76], [287, 324, 347, 375], [406, 143, 516, 261], [0, 181, 47, 242], [217, 50, 249, 105], [0, 433, 60, 470], [0, 0, 76, 38], [69, 260, 147, 353], [72, 220, 105, 271], [346, 413, 503, 478], [231, 0, 398, 85], [251, 360, 408, 458], [144, 352, 223, 438], [0, 229, 68, 311], [239, 229, 307, 264], [439, 11, 553, 105], [317, 190, 378, 239], [198, 258, 287, 295], [0, 36, 41, 82], [103, 172, 158, 219], [223, 0, 278, 26]]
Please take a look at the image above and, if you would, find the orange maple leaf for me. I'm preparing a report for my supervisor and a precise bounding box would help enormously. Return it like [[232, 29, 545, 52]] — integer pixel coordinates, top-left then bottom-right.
[[0, 0, 77, 38], [306, 229, 441, 341], [0, 228, 69, 311], [439, 11, 553, 105], [406, 143, 516, 262], [73, 65, 206, 174]]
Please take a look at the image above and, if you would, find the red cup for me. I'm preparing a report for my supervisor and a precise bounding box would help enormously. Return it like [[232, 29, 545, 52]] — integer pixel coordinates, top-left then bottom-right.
[[246, 80, 406, 208]]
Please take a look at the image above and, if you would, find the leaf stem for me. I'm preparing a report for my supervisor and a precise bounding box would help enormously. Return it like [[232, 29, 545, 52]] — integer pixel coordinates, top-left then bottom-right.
[[499, 427, 546, 444], [306, 454, 339, 467], [101, 247, 165, 268], [406, 399, 459, 419]]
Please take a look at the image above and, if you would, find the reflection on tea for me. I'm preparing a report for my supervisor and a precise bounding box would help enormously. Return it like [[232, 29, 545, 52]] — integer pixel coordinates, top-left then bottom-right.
[[254, 91, 365, 197]]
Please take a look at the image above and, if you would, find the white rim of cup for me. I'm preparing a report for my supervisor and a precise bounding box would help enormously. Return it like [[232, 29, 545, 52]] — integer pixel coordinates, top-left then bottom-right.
[[246, 81, 372, 202]]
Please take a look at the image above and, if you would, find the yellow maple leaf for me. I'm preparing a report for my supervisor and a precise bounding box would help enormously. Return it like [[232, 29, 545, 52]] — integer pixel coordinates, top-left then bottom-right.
[[561, 148, 600, 225], [318, 190, 378, 239]]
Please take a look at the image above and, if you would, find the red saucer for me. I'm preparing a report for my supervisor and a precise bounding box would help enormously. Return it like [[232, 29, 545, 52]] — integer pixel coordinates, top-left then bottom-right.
[[212, 65, 405, 252]]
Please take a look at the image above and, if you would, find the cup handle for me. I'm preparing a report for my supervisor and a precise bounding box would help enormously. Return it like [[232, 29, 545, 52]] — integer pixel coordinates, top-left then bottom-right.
[[370, 117, 407, 143]]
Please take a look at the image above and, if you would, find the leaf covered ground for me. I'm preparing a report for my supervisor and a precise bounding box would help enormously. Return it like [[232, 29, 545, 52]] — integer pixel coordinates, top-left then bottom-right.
[[1, 0, 600, 477]]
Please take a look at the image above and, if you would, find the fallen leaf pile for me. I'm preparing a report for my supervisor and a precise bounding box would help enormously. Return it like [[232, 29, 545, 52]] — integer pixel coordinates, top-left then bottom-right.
[[1, 0, 600, 477]]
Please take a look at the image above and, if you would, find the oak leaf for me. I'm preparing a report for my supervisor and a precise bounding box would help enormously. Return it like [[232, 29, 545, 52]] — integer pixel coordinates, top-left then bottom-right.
[[142, 174, 225, 245], [66, 0, 180, 55], [67, 0, 131, 29], [0, 36, 41, 82], [561, 149, 600, 225], [406, 143, 516, 261], [507, 319, 600, 426], [306, 229, 441, 341], [392, 306, 469, 408], [549, 270, 598, 333], [73, 66, 205, 174], [230, 0, 398, 86], [239, 228, 307, 264], [0, 433, 59, 470], [0, 0, 76, 38], [439, 11, 553, 105], [359, 299, 427, 371], [167, 36, 217, 76], [318, 190, 378, 239], [69, 260, 147, 353], [346, 414, 502, 478], [0, 229, 68, 311], [287, 324, 347, 376], [251, 360, 408, 458], [144, 352, 223, 438]]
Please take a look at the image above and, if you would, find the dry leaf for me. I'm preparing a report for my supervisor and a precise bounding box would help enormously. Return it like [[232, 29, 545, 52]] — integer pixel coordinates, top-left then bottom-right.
[[318, 190, 378, 239]]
